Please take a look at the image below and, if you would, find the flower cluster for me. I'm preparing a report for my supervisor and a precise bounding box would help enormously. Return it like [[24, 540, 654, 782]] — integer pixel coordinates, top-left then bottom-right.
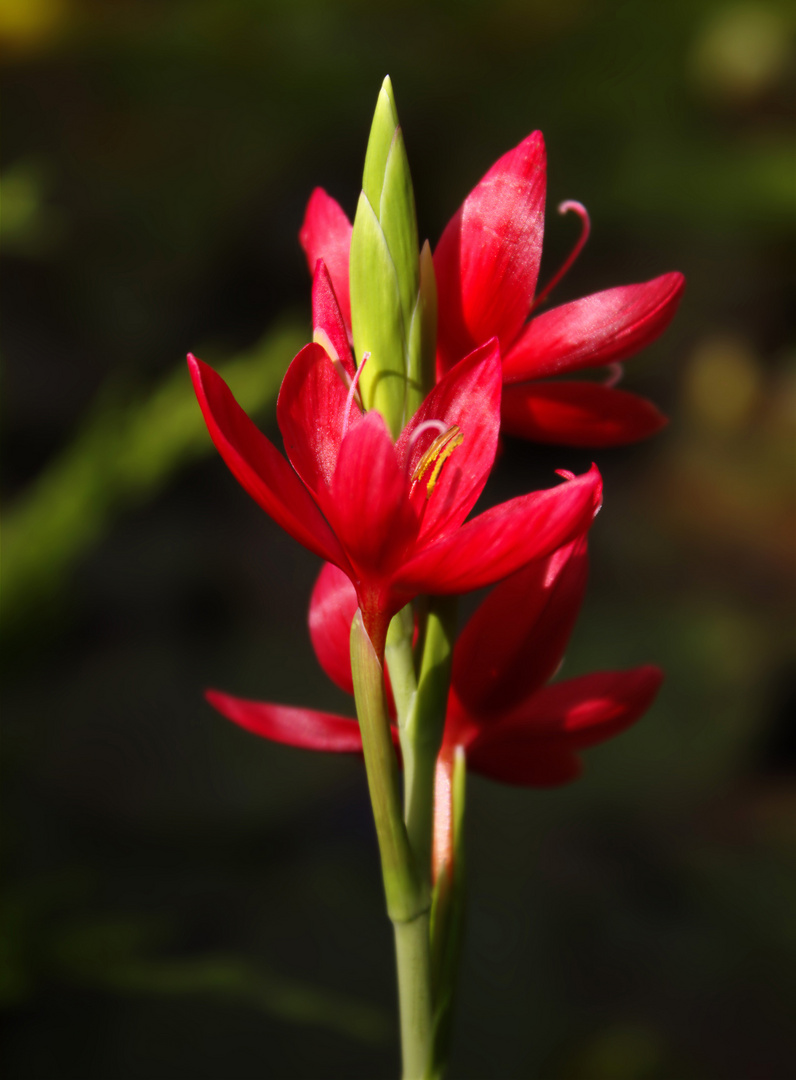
[[301, 130, 684, 447], [191, 120, 677, 761]]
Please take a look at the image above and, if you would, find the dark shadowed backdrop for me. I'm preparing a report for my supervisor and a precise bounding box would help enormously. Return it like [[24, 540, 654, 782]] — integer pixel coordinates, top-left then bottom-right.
[[2, 1, 794, 1077]]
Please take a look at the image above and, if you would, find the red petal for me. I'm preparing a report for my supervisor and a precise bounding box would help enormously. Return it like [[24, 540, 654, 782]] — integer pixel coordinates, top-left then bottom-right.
[[188, 355, 345, 566], [505, 665, 664, 747], [467, 740, 583, 787], [394, 464, 601, 596], [276, 341, 350, 492], [299, 188, 353, 326], [467, 665, 663, 784], [452, 535, 588, 718], [502, 272, 685, 382], [466, 665, 656, 786], [434, 132, 546, 374], [396, 339, 502, 540], [308, 562, 358, 695], [324, 411, 418, 579], [205, 689, 362, 753], [501, 381, 668, 447], [311, 260, 355, 379]]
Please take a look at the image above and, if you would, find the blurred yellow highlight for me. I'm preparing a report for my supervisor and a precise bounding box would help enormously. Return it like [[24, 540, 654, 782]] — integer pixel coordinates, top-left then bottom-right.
[[691, 3, 794, 103], [0, 0, 67, 54], [683, 334, 763, 435]]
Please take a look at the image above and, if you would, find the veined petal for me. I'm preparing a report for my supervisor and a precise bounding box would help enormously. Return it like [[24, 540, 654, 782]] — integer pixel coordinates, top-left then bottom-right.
[[205, 690, 363, 753], [324, 411, 418, 577], [309, 562, 358, 695], [312, 260, 355, 379], [501, 381, 668, 447], [188, 355, 345, 566], [396, 339, 502, 539], [502, 273, 685, 382], [453, 536, 588, 718], [394, 465, 601, 596], [299, 188, 353, 325], [434, 132, 546, 374], [277, 342, 350, 492]]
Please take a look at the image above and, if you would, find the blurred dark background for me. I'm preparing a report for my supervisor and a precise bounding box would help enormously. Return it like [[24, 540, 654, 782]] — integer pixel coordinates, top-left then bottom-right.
[[2, 1, 794, 1077]]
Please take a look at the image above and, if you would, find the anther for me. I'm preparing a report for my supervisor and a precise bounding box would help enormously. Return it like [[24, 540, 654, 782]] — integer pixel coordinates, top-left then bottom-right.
[[410, 425, 464, 498]]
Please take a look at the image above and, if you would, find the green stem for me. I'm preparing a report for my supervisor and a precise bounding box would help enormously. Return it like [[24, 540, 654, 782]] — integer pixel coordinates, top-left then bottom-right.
[[394, 912, 434, 1080], [350, 610, 433, 1077], [350, 610, 422, 922]]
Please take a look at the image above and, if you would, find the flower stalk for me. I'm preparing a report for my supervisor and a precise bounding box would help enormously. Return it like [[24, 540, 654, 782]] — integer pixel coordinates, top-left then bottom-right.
[[350, 608, 434, 1077]]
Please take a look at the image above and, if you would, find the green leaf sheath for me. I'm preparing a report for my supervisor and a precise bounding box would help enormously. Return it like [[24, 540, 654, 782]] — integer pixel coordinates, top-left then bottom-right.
[[403, 597, 458, 881], [385, 605, 419, 729]]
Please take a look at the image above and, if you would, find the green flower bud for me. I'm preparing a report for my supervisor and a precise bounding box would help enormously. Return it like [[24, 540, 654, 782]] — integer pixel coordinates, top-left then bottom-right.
[[350, 77, 431, 438]]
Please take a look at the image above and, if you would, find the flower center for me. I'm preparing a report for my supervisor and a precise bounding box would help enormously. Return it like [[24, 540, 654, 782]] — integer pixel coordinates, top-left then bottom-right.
[[410, 424, 464, 498]]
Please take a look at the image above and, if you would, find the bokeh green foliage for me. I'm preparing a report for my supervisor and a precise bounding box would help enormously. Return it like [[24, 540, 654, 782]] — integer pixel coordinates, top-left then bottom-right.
[[2, 322, 306, 631]]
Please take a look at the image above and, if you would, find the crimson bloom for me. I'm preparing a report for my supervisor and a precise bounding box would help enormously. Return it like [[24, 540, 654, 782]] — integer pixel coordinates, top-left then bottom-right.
[[300, 132, 684, 448], [189, 332, 601, 653], [206, 539, 662, 793]]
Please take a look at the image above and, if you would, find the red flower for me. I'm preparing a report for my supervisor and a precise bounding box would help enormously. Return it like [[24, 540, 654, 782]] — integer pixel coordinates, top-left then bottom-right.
[[189, 333, 601, 652], [300, 134, 684, 447], [206, 541, 662, 792]]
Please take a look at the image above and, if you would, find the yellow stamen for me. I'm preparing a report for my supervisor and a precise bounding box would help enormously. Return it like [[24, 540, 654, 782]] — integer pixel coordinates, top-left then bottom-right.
[[411, 425, 464, 498]]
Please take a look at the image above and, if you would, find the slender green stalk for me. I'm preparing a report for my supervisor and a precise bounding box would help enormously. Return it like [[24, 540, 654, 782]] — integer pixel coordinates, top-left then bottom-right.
[[394, 913, 434, 1080], [350, 610, 433, 1077], [350, 611, 423, 922]]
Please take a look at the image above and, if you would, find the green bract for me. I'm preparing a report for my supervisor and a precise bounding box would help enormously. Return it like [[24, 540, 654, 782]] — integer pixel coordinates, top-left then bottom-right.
[[349, 76, 436, 438]]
